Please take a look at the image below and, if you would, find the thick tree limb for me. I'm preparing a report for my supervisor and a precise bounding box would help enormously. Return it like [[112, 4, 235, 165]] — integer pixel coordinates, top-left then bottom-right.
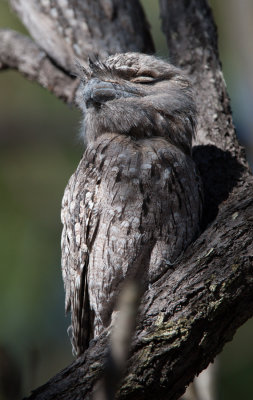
[[2, 0, 154, 103], [0, 29, 78, 104], [159, 0, 251, 226], [1, 0, 252, 399], [160, 0, 239, 152], [26, 183, 253, 400], [9, 0, 154, 70]]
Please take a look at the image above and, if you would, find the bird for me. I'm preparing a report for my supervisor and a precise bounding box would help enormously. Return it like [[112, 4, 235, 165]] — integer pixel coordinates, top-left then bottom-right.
[[61, 52, 203, 356]]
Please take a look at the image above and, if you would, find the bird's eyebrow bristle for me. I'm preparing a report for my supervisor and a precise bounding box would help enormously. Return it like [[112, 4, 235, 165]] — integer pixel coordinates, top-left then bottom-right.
[[86, 55, 141, 81], [73, 59, 91, 82], [87, 56, 116, 80]]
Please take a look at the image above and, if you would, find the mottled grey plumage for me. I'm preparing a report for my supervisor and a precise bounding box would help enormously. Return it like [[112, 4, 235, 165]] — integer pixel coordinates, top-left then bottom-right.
[[61, 53, 203, 356]]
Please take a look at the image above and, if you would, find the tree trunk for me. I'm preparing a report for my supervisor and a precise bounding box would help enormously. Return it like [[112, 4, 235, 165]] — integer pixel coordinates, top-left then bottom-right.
[[0, 1, 252, 399], [26, 184, 253, 400]]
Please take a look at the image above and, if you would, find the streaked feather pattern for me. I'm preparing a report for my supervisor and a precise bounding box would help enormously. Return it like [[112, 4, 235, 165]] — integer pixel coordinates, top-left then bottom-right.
[[61, 53, 203, 356]]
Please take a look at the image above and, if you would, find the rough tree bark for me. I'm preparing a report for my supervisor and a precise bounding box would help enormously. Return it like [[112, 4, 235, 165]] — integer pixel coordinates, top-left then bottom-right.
[[0, 0, 252, 399]]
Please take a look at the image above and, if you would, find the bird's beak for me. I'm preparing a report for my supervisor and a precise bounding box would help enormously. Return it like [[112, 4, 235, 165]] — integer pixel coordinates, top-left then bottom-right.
[[83, 78, 139, 108]]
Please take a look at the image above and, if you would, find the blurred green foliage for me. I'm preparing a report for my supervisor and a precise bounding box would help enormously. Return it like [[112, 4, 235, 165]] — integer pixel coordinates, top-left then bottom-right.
[[0, 0, 252, 398]]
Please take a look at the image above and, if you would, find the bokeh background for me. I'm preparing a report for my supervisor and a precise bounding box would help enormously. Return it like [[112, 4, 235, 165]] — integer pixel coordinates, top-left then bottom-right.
[[0, 0, 252, 398]]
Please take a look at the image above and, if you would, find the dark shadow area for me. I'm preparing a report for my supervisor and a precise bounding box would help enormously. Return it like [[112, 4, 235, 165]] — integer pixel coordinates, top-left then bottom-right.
[[0, 345, 22, 400], [193, 145, 245, 229]]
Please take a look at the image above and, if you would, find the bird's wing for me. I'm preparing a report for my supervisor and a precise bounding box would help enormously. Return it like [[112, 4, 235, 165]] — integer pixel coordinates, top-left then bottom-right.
[[61, 153, 101, 356], [61, 132, 202, 355], [61, 133, 154, 354]]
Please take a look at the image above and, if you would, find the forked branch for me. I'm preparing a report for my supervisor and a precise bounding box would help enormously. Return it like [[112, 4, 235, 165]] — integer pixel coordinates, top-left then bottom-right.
[[26, 183, 253, 400], [1, 1, 252, 399]]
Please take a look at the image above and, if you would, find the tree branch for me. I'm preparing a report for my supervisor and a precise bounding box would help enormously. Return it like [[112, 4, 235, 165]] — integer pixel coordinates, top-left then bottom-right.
[[159, 0, 251, 226], [26, 183, 253, 400], [0, 29, 78, 104], [160, 0, 239, 152], [3, 0, 154, 103], [9, 0, 154, 70], [2, 0, 252, 399]]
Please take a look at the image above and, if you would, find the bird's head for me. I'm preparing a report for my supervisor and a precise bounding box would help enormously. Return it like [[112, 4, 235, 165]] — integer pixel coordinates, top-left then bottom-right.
[[78, 53, 196, 154]]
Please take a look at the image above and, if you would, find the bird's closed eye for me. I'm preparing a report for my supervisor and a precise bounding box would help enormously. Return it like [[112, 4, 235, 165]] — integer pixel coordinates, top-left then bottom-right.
[[131, 76, 155, 84]]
